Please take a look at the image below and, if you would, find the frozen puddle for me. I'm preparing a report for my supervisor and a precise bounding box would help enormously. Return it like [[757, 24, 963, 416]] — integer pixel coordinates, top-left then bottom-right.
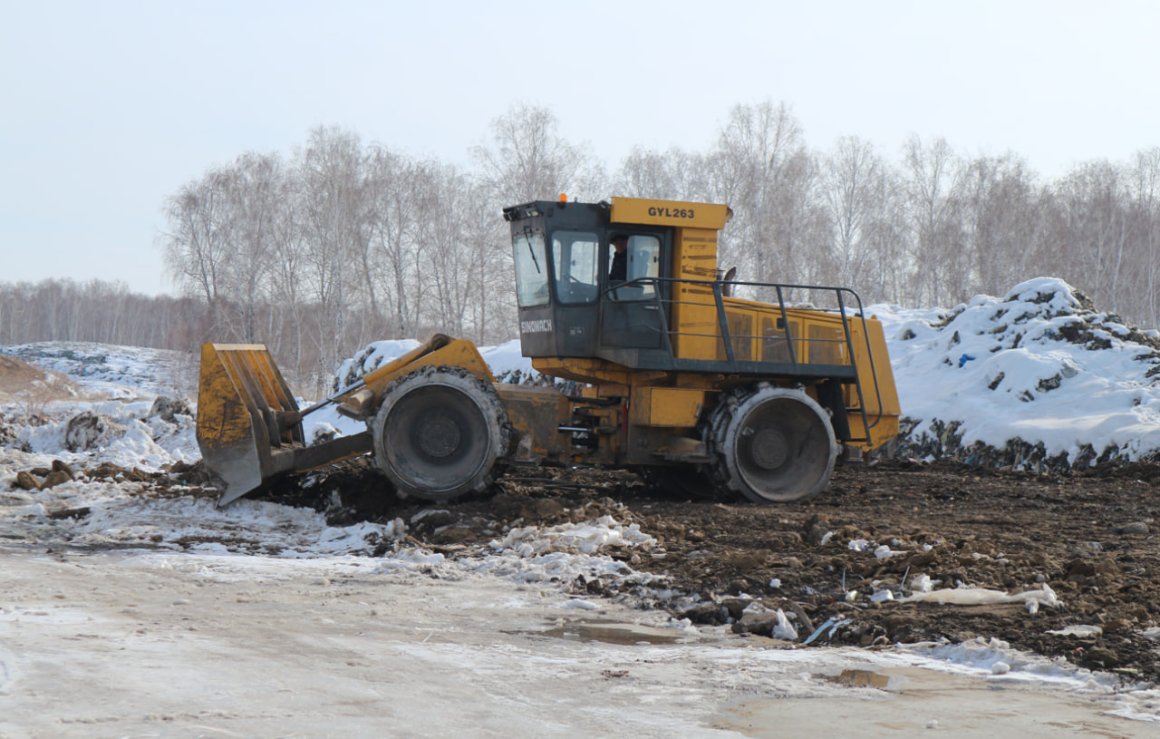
[[720, 666, 1155, 737], [538, 620, 685, 645]]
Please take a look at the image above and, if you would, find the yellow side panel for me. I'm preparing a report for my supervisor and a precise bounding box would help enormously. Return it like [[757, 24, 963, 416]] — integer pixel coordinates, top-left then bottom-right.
[[671, 227, 721, 360], [493, 384, 572, 462], [629, 387, 705, 428], [610, 198, 731, 230], [845, 318, 901, 450]]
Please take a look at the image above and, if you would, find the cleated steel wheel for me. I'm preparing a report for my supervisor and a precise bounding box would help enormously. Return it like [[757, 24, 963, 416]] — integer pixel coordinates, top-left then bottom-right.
[[707, 384, 837, 504], [370, 366, 513, 502]]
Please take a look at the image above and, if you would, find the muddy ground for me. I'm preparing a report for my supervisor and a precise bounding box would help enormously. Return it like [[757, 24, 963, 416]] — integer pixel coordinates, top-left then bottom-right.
[[247, 457, 1160, 685]]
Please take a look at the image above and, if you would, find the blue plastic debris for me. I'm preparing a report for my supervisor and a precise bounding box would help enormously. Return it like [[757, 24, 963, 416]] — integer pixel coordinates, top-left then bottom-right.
[[802, 617, 853, 646], [958, 353, 976, 368]]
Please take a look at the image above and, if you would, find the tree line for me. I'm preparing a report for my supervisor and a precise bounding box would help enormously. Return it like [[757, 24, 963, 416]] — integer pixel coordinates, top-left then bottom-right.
[[5, 100, 1160, 395]]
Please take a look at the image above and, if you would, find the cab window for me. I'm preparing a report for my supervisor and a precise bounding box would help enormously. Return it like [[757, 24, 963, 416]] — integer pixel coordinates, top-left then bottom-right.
[[552, 230, 599, 304], [607, 234, 660, 301], [512, 230, 549, 307]]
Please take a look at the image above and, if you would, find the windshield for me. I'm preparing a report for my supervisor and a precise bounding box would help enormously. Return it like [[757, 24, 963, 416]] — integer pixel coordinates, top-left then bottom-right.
[[512, 230, 549, 307]]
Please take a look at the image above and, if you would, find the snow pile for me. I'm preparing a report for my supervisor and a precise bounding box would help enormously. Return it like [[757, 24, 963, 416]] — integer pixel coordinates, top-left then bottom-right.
[[334, 337, 535, 393], [332, 339, 422, 392], [1, 342, 194, 399], [2, 475, 408, 557], [493, 515, 655, 556], [12, 397, 198, 469], [900, 636, 1121, 689], [429, 515, 667, 594], [875, 277, 1160, 469], [481, 340, 536, 382]]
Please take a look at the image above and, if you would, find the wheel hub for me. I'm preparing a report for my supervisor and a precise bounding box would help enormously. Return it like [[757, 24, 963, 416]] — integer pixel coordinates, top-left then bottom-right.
[[748, 427, 788, 469], [417, 413, 461, 459]]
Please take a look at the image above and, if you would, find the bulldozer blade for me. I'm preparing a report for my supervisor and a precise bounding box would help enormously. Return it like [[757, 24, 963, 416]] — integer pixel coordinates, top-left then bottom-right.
[[196, 343, 304, 506]]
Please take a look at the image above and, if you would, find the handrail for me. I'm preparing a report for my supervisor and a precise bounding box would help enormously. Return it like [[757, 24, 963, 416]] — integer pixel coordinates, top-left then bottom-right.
[[600, 275, 889, 439]]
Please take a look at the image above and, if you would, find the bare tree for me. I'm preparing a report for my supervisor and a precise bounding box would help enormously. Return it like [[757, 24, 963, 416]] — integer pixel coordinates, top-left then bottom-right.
[[820, 136, 899, 295], [955, 154, 1044, 298], [902, 135, 964, 305], [159, 167, 236, 337], [1127, 149, 1160, 325], [711, 101, 827, 294], [296, 125, 368, 390], [1047, 160, 1130, 312], [365, 149, 423, 337], [215, 152, 286, 342], [613, 146, 713, 202], [473, 103, 598, 204]]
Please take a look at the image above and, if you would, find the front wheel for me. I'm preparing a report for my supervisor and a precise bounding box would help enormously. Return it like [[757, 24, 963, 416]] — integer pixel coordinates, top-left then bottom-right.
[[370, 366, 512, 502]]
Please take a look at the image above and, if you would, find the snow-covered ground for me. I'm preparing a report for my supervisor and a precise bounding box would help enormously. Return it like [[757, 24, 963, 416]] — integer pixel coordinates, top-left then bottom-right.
[[3, 277, 1160, 734]]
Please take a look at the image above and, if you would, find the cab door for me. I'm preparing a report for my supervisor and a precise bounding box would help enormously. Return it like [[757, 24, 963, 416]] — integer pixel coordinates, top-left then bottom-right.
[[549, 229, 601, 357], [600, 231, 669, 350]]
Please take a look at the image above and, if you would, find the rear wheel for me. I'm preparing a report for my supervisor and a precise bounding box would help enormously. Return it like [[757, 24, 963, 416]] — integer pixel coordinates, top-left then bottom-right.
[[370, 366, 512, 502], [707, 384, 837, 503]]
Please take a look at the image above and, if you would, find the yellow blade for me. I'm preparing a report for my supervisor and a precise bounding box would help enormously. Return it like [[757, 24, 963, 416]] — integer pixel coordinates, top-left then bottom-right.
[[196, 343, 303, 505]]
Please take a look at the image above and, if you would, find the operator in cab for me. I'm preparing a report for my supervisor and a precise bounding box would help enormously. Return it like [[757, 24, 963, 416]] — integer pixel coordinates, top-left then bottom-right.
[[609, 234, 628, 282]]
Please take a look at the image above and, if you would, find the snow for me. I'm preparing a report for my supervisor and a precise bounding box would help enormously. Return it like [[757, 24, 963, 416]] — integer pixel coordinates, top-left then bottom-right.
[[873, 277, 1160, 466], [4, 276, 1160, 729]]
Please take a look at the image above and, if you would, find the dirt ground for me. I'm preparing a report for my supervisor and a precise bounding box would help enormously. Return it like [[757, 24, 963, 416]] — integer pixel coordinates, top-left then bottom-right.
[[257, 457, 1160, 686]]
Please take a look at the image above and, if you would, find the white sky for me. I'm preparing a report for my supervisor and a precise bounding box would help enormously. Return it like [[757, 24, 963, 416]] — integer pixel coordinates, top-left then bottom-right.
[[3, 0, 1159, 296]]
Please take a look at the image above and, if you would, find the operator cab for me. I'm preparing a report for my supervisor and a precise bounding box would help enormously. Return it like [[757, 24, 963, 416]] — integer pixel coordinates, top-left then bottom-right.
[[503, 198, 679, 366]]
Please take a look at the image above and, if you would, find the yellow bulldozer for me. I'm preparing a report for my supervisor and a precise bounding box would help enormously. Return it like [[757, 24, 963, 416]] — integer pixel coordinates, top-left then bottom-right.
[[197, 196, 900, 506]]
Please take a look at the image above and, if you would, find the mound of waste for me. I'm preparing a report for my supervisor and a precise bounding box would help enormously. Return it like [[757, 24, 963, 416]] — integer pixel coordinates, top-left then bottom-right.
[[882, 277, 1160, 471], [332, 338, 545, 391]]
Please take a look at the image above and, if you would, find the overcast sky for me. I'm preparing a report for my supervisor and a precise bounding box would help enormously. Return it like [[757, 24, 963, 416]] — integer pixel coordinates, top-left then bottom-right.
[[3, 0, 1159, 296]]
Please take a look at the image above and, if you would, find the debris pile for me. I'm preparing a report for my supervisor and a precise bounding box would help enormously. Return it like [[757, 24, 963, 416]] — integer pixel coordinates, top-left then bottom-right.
[[884, 277, 1160, 471], [11, 459, 76, 491]]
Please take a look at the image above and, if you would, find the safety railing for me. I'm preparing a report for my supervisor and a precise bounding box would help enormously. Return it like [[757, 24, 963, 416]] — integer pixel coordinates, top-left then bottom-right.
[[604, 275, 890, 442]]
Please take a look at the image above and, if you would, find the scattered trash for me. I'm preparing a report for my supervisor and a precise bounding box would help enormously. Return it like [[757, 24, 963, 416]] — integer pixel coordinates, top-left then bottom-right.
[[909, 574, 934, 593], [772, 609, 798, 641], [1046, 625, 1103, 638], [562, 598, 600, 611], [803, 617, 852, 646], [901, 584, 1061, 610]]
